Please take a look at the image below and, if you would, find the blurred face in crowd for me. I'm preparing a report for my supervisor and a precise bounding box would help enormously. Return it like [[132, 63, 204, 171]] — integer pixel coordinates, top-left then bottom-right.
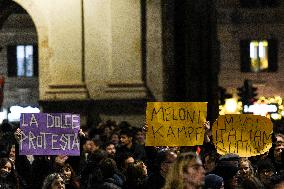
[[124, 157, 135, 170], [204, 155, 216, 173], [1, 161, 12, 173], [126, 157, 135, 164], [104, 127, 112, 138], [239, 160, 251, 179], [83, 140, 95, 153], [111, 133, 120, 145], [135, 131, 145, 145], [183, 157, 205, 188], [259, 169, 274, 186], [274, 145, 284, 162], [9, 145, 16, 163], [105, 144, 116, 157], [120, 134, 132, 147], [135, 161, 148, 176], [62, 167, 72, 182], [51, 175, 65, 189], [276, 135, 284, 144]]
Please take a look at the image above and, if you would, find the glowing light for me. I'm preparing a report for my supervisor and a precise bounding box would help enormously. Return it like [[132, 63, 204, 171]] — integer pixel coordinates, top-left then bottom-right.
[[8, 105, 40, 122], [225, 98, 238, 113]]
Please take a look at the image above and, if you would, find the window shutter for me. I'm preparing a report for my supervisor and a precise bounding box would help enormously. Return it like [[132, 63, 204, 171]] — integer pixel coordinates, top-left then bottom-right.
[[7, 45, 17, 77], [240, 40, 251, 72], [268, 39, 278, 72], [33, 44, 38, 77]]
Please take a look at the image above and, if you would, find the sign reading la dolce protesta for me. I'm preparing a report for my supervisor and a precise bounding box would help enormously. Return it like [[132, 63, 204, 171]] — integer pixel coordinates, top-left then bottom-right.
[[20, 113, 80, 156]]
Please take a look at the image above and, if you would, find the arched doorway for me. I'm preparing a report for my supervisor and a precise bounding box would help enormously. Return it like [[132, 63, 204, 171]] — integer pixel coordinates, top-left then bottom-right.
[[0, 1, 39, 123]]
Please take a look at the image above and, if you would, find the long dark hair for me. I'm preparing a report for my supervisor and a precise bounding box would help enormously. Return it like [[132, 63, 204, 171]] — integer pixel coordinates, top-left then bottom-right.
[[0, 157, 19, 189]]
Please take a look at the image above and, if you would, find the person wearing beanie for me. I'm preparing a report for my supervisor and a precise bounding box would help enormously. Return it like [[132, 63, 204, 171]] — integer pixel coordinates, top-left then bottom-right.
[[204, 174, 224, 189], [212, 153, 240, 189]]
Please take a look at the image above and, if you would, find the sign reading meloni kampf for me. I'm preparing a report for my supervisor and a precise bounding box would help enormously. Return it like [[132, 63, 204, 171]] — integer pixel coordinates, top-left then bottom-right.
[[19, 113, 80, 156], [145, 102, 207, 146]]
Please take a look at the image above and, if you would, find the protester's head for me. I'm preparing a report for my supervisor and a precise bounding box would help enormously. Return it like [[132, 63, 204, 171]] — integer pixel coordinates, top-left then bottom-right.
[[117, 152, 135, 172], [205, 174, 224, 189], [203, 152, 218, 174], [135, 128, 146, 145], [239, 158, 255, 180], [110, 132, 120, 145], [120, 129, 133, 147], [42, 173, 65, 189], [0, 157, 18, 188], [8, 145, 16, 163], [257, 159, 275, 187], [87, 149, 108, 170], [82, 139, 95, 153], [104, 142, 116, 158], [164, 152, 205, 189], [125, 160, 148, 188], [155, 149, 177, 177], [275, 133, 284, 146], [0, 157, 13, 175], [214, 153, 240, 189], [55, 163, 75, 184], [99, 158, 117, 179]]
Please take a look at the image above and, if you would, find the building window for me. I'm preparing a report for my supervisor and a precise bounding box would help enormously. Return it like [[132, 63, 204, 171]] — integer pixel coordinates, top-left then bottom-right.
[[7, 45, 38, 77], [250, 40, 268, 72], [240, 0, 279, 8], [240, 39, 278, 72]]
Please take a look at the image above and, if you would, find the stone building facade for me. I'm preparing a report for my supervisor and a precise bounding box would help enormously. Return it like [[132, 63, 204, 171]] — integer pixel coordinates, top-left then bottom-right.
[[217, 0, 284, 98], [0, 0, 220, 127]]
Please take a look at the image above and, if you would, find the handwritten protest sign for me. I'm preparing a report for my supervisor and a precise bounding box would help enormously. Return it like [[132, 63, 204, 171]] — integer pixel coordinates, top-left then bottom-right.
[[212, 114, 273, 157], [145, 102, 207, 146], [19, 113, 80, 156]]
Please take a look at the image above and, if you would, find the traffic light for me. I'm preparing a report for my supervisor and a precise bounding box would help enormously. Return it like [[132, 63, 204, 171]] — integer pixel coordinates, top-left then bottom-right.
[[244, 80, 258, 104], [219, 87, 232, 105], [237, 80, 258, 105], [237, 86, 249, 105]]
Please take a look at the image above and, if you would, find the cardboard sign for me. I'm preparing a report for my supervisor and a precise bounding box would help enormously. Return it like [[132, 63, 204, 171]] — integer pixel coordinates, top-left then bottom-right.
[[19, 113, 80, 156], [212, 114, 273, 157], [145, 102, 207, 146]]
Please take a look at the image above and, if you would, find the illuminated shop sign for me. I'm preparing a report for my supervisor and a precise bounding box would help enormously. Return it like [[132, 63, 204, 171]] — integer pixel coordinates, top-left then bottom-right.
[[243, 103, 278, 115]]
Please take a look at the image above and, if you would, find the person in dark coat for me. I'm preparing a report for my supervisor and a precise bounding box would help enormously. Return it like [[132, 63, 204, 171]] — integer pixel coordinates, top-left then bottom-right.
[[116, 129, 146, 161], [212, 153, 240, 189], [98, 158, 123, 189], [204, 174, 224, 189]]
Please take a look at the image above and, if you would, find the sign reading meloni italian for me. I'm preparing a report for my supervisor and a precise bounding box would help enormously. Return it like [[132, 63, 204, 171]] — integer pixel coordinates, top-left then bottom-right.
[[212, 114, 273, 157]]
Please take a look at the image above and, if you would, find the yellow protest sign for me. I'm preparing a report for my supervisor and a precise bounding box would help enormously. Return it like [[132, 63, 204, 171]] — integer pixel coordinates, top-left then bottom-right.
[[212, 114, 273, 157], [145, 102, 207, 146]]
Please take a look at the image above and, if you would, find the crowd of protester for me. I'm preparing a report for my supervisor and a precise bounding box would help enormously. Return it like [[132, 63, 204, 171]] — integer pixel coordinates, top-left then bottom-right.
[[0, 119, 283, 189]]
